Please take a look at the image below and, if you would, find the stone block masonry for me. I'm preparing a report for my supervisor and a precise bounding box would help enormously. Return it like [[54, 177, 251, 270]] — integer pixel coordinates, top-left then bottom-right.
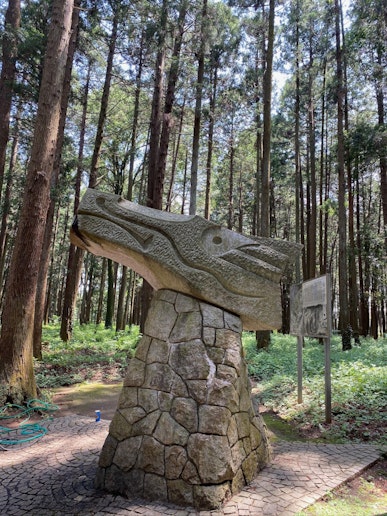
[[95, 289, 271, 510]]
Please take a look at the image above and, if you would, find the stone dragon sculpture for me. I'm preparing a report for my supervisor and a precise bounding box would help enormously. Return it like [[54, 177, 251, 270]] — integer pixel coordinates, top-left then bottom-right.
[[71, 189, 300, 331]]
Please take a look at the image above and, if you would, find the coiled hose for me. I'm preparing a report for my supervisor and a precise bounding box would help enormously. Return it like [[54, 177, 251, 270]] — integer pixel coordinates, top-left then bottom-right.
[[0, 399, 59, 449]]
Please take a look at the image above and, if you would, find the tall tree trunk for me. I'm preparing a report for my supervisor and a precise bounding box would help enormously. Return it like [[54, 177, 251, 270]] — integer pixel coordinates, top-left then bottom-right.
[[166, 99, 186, 211], [156, 1, 187, 196], [89, 8, 119, 189], [0, 0, 74, 405], [260, 0, 274, 237], [189, 0, 207, 216], [335, 0, 351, 350], [105, 259, 116, 329], [34, 0, 80, 356], [306, 30, 317, 280], [61, 0, 119, 340], [294, 2, 301, 283], [96, 258, 107, 325], [147, 0, 168, 209], [116, 265, 127, 331], [141, 0, 169, 331], [376, 46, 387, 245], [356, 165, 367, 336], [319, 58, 327, 275], [228, 131, 235, 230], [60, 62, 91, 341], [257, 0, 274, 350], [205, 64, 218, 220], [0, 107, 20, 292], [127, 30, 145, 201], [0, 0, 21, 201]]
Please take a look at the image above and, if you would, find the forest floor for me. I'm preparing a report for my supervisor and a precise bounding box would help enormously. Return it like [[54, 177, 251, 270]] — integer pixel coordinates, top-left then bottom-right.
[[32, 324, 386, 515]]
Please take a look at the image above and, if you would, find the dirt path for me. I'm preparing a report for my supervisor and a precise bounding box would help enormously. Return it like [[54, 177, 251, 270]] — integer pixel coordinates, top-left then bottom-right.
[[51, 381, 122, 421]]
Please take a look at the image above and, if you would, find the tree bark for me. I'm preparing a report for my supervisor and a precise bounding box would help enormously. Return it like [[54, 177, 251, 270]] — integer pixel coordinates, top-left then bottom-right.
[[335, 0, 351, 350], [0, 0, 21, 201], [34, 0, 80, 356], [60, 62, 91, 341], [257, 0, 274, 350], [0, 0, 74, 405], [189, 0, 207, 216]]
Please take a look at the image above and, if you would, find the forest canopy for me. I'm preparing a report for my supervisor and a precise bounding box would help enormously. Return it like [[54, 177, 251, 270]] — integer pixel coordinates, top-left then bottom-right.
[[0, 0, 385, 402]]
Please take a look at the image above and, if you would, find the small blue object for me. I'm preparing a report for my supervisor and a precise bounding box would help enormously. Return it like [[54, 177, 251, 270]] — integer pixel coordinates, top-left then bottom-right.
[[95, 410, 101, 422]]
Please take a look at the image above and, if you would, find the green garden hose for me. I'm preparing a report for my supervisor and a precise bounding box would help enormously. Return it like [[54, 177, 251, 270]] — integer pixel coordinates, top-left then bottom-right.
[[0, 398, 59, 448]]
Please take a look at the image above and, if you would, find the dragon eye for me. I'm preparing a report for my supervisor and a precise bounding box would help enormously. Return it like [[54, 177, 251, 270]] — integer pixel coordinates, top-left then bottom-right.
[[213, 236, 222, 245]]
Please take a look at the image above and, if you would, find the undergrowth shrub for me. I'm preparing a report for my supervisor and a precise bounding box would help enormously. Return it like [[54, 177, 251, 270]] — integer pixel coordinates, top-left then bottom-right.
[[35, 323, 141, 388], [243, 332, 387, 445]]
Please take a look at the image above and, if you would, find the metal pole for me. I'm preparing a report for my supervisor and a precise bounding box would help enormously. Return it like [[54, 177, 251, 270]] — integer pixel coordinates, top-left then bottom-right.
[[297, 335, 303, 403], [325, 274, 332, 424]]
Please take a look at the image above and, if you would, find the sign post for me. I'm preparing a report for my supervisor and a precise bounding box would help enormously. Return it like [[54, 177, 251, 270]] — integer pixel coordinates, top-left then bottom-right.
[[324, 274, 332, 423], [290, 274, 332, 423]]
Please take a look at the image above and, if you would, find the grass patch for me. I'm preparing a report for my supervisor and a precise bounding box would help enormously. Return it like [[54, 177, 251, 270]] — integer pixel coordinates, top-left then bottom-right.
[[297, 464, 387, 515], [35, 323, 140, 388], [243, 332, 387, 446]]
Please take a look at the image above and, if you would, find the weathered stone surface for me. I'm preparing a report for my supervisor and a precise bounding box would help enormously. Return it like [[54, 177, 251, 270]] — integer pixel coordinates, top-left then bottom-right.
[[235, 412, 251, 439], [202, 327, 216, 345], [119, 406, 146, 425], [231, 439, 247, 470], [98, 435, 117, 468], [168, 479, 194, 506], [170, 340, 210, 380], [175, 293, 199, 312], [217, 364, 238, 383], [122, 469, 144, 497], [231, 468, 245, 495], [157, 391, 174, 411], [193, 483, 232, 510], [109, 411, 132, 441], [171, 397, 198, 433], [165, 445, 188, 479], [125, 358, 145, 386], [131, 410, 160, 436], [144, 363, 187, 395], [137, 436, 164, 475], [198, 405, 231, 435], [144, 298, 177, 339], [147, 338, 170, 364], [133, 335, 151, 362], [118, 386, 138, 408], [207, 379, 240, 412], [95, 290, 271, 510], [224, 311, 242, 332], [186, 380, 208, 404], [113, 436, 142, 471], [138, 388, 158, 412], [227, 416, 239, 447], [143, 474, 168, 502], [181, 460, 200, 484], [72, 189, 300, 331], [188, 434, 235, 483], [201, 302, 224, 328], [215, 329, 240, 349], [154, 412, 189, 446], [242, 450, 259, 482], [170, 311, 202, 342]]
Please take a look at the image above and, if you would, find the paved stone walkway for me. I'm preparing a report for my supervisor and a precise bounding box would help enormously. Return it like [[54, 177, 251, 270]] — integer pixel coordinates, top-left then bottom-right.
[[0, 415, 381, 515]]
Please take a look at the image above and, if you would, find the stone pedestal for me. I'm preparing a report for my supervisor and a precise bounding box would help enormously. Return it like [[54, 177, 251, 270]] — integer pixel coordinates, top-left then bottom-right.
[[95, 289, 271, 509]]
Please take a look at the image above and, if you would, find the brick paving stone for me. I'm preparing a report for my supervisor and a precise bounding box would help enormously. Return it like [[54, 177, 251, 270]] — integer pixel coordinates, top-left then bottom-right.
[[0, 415, 381, 516]]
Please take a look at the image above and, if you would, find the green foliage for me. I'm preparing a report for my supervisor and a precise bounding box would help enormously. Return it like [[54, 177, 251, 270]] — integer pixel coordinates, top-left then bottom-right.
[[34, 323, 140, 389], [243, 333, 387, 445]]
